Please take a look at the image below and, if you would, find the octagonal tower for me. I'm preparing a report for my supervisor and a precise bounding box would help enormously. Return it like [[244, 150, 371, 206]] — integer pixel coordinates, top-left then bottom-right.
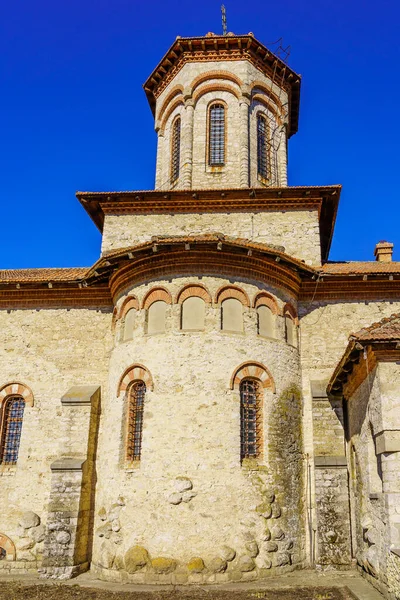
[[144, 33, 301, 190]]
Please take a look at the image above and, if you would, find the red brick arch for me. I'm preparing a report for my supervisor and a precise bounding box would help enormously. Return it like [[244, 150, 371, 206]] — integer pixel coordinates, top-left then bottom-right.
[[215, 285, 250, 307], [230, 361, 275, 393], [118, 295, 139, 319], [176, 283, 212, 304], [117, 364, 154, 396], [157, 85, 184, 121], [283, 302, 298, 325], [250, 81, 285, 114], [252, 96, 282, 125], [142, 287, 172, 310], [193, 83, 240, 107], [253, 292, 280, 315], [0, 533, 16, 560], [191, 71, 243, 94], [0, 382, 34, 408], [159, 98, 184, 135]]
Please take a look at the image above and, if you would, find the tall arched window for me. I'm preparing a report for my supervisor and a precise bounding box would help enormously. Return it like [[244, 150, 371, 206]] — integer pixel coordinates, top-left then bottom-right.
[[240, 380, 262, 461], [170, 116, 181, 184], [147, 301, 167, 334], [285, 315, 298, 347], [257, 113, 269, 180], [126, 382, 146, 462], [122, 308, 136, 342], [209, 103, 225, 165], [0, 396, 25, 464]]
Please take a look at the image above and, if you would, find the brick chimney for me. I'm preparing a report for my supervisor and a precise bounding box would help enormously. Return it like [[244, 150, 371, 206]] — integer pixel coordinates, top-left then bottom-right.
[[374, 241, 394, 262]]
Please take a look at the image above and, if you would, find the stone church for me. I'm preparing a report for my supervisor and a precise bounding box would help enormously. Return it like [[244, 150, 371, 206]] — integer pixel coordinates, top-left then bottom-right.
[[0, 30, 400, 598]]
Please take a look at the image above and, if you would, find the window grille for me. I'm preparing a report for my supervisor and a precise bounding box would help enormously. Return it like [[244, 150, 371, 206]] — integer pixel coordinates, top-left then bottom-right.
[[257, 113, 269, 180], [171, 117, 181, 184], [209, 104, 225, 165], [240, 380, 261, 460], [126, 382, 146, 462], [0, 396, 25, 465]]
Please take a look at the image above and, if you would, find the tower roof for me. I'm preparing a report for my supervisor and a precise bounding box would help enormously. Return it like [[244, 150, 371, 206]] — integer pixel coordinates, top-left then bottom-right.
[[143, 33, 301, 137]]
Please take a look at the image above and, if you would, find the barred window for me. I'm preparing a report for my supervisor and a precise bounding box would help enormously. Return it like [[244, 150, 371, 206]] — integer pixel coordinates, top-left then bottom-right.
[[257, 113, 269, 180], [0, 396, 25, 465], [209, 104, 225, 165], [126, 382, 146, 462], [240, 380, 262, 461], [171, 117, 181, 184]]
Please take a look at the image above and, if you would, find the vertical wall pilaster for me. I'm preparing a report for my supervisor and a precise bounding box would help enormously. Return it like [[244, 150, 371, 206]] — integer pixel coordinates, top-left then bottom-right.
[[239, 96, 250, 188], [278, 125, 288, 187], [40, 386, 100, 579], [181, 97, 194, 189]]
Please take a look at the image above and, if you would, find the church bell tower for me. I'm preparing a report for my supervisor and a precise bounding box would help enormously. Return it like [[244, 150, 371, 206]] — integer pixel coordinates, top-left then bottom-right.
[[144, 33, 301, 191]]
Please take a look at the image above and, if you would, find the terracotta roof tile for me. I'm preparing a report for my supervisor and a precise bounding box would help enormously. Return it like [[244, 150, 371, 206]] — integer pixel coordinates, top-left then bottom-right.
[[351, 313, 400, 341], [321, 261, 400, 275], [0, 267, 88, 283]]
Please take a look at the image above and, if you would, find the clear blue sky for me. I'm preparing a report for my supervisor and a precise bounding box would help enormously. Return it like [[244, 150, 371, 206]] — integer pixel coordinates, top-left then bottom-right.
[[1, 0, 399, 268]]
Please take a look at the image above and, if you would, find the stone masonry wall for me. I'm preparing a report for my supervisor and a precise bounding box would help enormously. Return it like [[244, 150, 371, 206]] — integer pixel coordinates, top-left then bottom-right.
[[101, 209, 321, 266], [92, 275, 306, 584], [0, 308, 112, 573]]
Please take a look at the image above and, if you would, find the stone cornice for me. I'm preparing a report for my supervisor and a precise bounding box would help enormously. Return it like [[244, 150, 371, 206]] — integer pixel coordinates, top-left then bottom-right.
[[300, 275, 400, 301], [143, 34, 301, 137], [0, 284, 112, 310], [76, 185, 341, 262]]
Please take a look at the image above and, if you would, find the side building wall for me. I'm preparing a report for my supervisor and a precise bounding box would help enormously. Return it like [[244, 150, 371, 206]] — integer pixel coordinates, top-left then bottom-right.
[[0, 307, 112, 573], [299, 299, 400, 568]]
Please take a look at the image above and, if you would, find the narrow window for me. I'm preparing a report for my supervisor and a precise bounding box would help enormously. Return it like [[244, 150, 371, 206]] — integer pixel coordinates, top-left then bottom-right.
[[126, 382, 146, 462], [209, 104, 225, 165], [181, 296, 205, 331], [240, 380, 261, 460], [257, 113, 269, 180], [0, 396, 25, 465], [170, 117, 181, 184], [257, 305, 274, 338], [221, 298, 243, 332], [285, 315, 298, 347]]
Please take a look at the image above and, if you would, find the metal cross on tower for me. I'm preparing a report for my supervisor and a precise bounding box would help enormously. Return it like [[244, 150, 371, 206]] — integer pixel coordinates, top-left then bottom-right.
[[221, 4, 227, 36]]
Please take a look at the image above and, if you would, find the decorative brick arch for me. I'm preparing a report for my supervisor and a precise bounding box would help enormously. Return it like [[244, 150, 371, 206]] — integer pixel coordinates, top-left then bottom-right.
[[118, 295, 139, 319], [191, 70, 243, 94], [193, 83, 240, 107], [142, 287, 172, 310], [251, 97, 282, 125], [253, 292, 280, 315], [215, 285, 250, 307], [159, 98, 184, 135], [0, 382, 34, 407], [117, 364, 154, 396], [230, 362, 275, 393], [157, 85, 184, 120], [283, 302, 299, 325], [176, 283, 212, 304], [250, 81, 285, 114], [0, 533, 16, 561]]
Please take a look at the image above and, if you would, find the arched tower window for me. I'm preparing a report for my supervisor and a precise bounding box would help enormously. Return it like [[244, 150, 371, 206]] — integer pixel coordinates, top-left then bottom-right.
[[126, 381, 146, 462], [257, 305, 274, 338], [170, 116, 181, 184], [0, 396, 25, 465], [240, 380, 262, 461], [208, 103, 225, 165], [257, 113, 269, 180]]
